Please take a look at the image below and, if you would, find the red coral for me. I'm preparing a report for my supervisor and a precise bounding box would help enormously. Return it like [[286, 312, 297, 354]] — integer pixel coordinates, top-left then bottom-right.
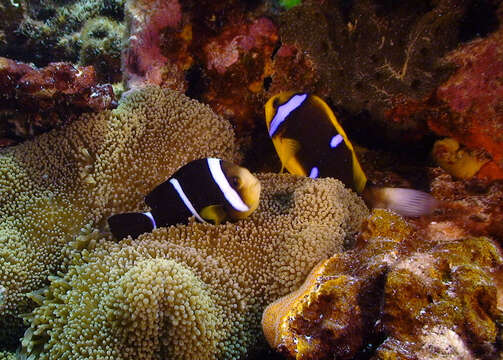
[[0, 57, 116, 146], [383, 95, 437, 143]]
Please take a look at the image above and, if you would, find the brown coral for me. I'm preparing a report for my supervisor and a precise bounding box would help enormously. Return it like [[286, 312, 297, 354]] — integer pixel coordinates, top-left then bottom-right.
[[0, 86, 236, 347], [19, 174, 368, 359], [263, 210, 503, 359]]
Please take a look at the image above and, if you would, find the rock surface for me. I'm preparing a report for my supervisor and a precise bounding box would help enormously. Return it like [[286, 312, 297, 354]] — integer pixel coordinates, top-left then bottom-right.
[[263, 210, 503, 360], [0, 57, 116, 146]]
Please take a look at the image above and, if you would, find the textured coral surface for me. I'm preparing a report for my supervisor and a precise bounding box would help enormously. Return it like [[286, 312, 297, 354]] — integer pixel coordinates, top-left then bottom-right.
[[0, 0, 125, 72], [263, 210, 503, 359], [0, 57, 116, 146], [19, 174, 367, 359], [0, 86, 236, 348], [429, 168, 503, 241], [430, 24, 503, 180]]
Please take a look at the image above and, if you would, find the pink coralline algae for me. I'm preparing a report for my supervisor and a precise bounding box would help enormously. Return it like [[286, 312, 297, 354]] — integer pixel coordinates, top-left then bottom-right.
[[429, 26, 503, 181], [0, 57, 116, 146], [205, 18, 277, 75], [199, 16, 278, 135], [123, 0, 183, 90]]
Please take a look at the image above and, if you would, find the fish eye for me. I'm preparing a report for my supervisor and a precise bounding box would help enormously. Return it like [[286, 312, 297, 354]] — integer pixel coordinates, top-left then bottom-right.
[[272, 98, 280, 108], [229, 176, 241, 188]]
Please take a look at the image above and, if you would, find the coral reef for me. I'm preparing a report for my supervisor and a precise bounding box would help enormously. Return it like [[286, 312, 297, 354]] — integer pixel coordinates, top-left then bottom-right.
[[123, 0, 278, 136], [0, 86, 236, 348], [123, 0, 183, 90], [429, 23, 503, 181], [1, 0, 503, 358], [0, 57, 116, 146], [19, 174, 367, 359], [270, 0, 473, 149], [201, 16, 278, 134], [428, 167, 503, 242], [120, 0, 502, 173], [0, 0, 125, 71], [263, 209, 503, 359], [356, 2, 503, 181], [79, 17, 125, 82]]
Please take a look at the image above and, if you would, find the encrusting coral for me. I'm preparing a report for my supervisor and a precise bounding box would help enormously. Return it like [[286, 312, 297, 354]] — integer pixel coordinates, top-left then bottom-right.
[[0, 86, 236, 348], [432, 137, 490, 179], [79, 17, 125, 82], [0, 350, 16, 360], [0, 56, 116, 146], [262, 210, 503, 359], [0, 0, 125, 72], [18, 174, 368, 359]]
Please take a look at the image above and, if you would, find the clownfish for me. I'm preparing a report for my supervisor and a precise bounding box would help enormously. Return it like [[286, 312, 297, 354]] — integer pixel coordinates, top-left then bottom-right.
[[265, 92, 437, 217], [108, 158, 261, 240]]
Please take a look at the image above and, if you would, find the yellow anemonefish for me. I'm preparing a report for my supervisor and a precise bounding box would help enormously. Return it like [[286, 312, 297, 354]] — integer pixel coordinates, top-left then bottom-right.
[[265, 92, 437, 217], [108, 158, 261, 240]]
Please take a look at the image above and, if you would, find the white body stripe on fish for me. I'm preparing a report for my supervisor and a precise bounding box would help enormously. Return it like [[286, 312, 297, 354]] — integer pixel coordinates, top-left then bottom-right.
[[330, 134, 344, 148], [169, 178, 207, 223], [268, 93, 308, 137], [142, 211, 157, 229], [207, 158, 250, 212]]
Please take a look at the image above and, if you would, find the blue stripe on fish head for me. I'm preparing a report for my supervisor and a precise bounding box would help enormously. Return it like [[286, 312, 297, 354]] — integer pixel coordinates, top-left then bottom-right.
[[268, 93, 308, 137]]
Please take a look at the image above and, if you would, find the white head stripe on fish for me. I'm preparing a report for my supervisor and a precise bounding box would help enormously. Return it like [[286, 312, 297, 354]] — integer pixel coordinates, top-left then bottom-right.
[[309, 167, 319, 178], [330, 134, 344, 148], [207, 158, 250, 212], [169, 178, 207, 223], [142, 211, 157, 229], [268, 93, 308, 137]]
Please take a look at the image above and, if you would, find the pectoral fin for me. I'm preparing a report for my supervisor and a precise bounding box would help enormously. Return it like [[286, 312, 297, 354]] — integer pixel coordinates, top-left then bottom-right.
[[200, 204, 227, 225], [278, 138, 307, 176], [279, 137, 301, 158], [276, 137, 306, 176]]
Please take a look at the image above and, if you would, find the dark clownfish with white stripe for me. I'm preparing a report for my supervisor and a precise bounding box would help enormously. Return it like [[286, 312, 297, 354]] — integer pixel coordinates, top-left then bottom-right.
[[108, 158, 261, 240], [265, 92, 437, 217]]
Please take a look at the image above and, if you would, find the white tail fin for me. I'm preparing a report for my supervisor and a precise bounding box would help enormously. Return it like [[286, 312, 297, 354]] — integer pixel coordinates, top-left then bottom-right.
[[366, 187, 438, 217]]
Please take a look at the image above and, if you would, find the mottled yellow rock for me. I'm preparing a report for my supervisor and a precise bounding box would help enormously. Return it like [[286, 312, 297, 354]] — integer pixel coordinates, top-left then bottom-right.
[[262, 210, 503, 360]]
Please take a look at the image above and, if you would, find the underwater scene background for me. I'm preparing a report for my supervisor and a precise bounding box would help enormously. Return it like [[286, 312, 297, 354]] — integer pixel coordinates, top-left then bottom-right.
[[0, 0, 502, 359]]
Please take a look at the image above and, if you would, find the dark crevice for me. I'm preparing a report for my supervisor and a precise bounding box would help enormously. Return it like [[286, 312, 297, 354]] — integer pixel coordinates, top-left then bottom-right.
[[459, 0, 499, 42], [185, 64, 208, 101]]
